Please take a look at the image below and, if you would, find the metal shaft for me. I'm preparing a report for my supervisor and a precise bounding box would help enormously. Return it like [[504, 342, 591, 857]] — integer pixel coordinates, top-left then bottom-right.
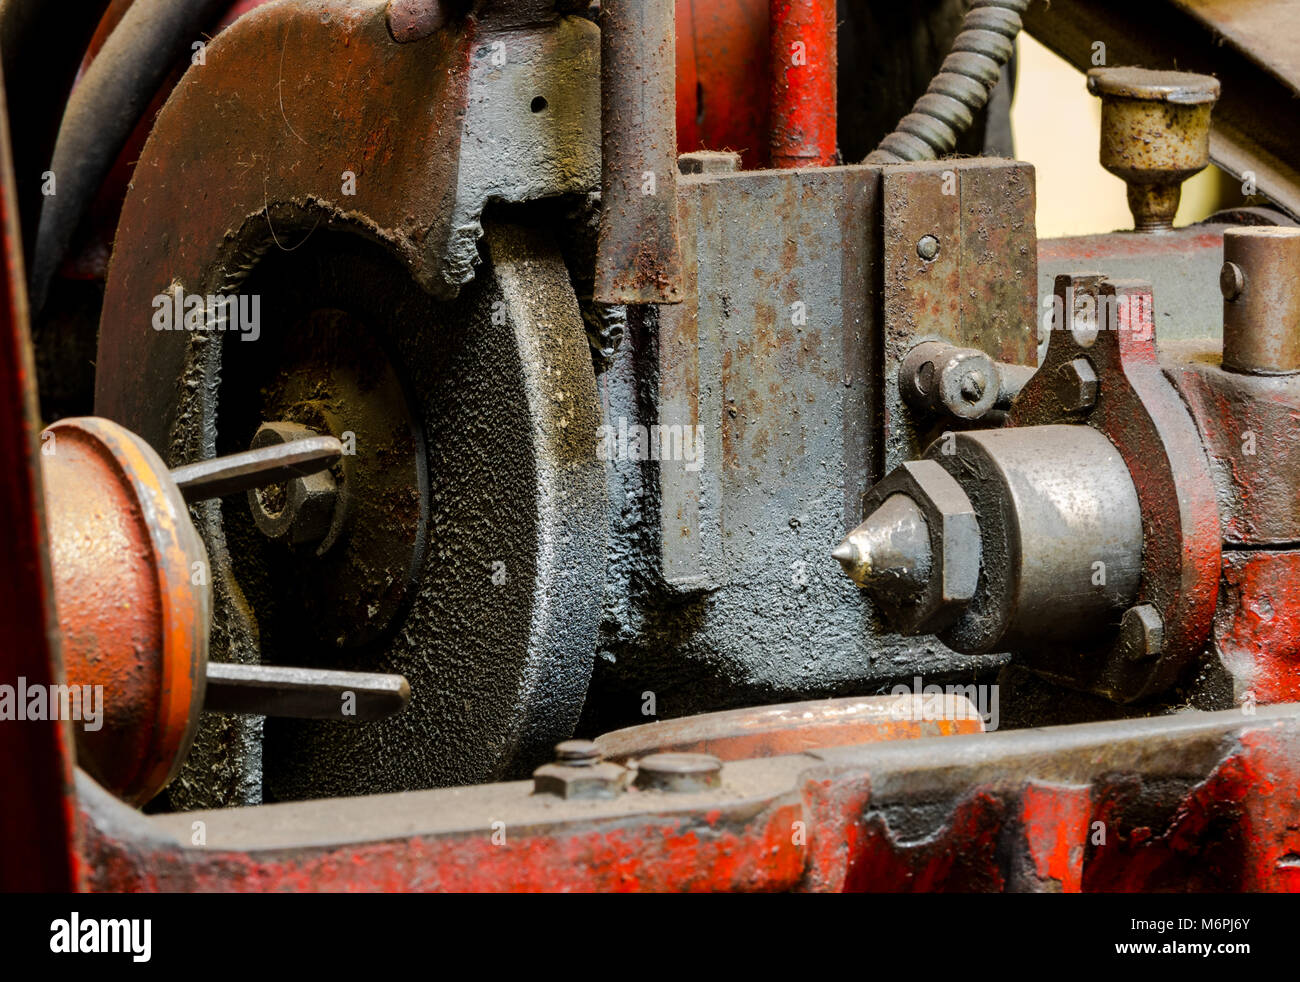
[[170, 435, 343, 502], [204, 663, 411, 722]]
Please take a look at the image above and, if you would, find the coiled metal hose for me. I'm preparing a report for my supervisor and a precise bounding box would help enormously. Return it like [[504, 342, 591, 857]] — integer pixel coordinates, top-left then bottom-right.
[[865, 0, 1028, 164]]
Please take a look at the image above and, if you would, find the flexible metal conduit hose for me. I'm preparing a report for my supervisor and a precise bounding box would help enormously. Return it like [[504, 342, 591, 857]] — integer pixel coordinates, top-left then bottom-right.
[[30, 0, 232, 314], [865, 0, 1028, 164]]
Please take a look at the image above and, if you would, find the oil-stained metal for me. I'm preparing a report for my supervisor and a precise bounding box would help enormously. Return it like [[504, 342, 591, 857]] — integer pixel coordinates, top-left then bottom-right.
[[245, 422, 340, 547], [171, 431, 343, 503], [594, 0, 686, 304], [203, 664, 410, 722], [1087, 67, 1219, 232], [1220, 226, 1300, 374]]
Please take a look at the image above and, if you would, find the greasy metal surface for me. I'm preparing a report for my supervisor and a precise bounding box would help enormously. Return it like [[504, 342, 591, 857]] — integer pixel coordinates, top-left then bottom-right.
[[0, 68, 79, 888], [924, 425, 1143, 655], [94, 2, 606, 802], [1010, 276, 1221, 702], [203, 664, 411, 722], [589, 163, 1006, 735], [833, 493, 932, 599], [1166, 340, 1300, 546], [1024, 0, 1300, 220], [76, 704, 1300, 891], [594, 695, 984, 763], [594, 0, 685, 304], [768, 0, 837, 168], [881, 159, 1038, 470], [171, 433, 343, 503], [1088, 67, 1218, 232], [42, 418, 209, 806], [1219, 226, 1300, 374]]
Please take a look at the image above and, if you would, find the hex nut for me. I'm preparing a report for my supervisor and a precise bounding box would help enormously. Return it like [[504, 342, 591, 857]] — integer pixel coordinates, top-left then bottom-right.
[[533, 760, 629, 800], [248, 422, 339, 546], [1052, 357, 1098, 413], [856, 459, 980, 635]]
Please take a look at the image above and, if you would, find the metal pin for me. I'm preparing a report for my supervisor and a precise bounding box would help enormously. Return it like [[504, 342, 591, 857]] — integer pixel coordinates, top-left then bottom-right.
[[203, 663, 410, 722], [170, 435, 343, 502]]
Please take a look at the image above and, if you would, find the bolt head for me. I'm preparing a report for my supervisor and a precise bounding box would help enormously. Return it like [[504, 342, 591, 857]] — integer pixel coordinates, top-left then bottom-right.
[[1119, 603, 1164, 661], [633, 753, 723, 793], [533, 760, 628, 799], [555, 739, 601, 766], [917, 235, 941, 261], [1052, 357, 1099, 413], [1219, 261, 1245, 301]]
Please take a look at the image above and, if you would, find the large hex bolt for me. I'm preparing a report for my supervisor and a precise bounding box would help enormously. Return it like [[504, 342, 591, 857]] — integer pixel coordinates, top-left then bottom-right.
[[533, 740, 629, 799], [247, 421, 339, 547], [1052, 357, 1098, 413], [1220, 226, 1300, 375], [834, 459, 981, 635], [1087, 68, 1219, 232]]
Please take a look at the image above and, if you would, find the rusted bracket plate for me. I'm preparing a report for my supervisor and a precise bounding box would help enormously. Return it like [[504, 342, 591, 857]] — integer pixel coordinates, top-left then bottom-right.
[[881, 159, 1038, 469]]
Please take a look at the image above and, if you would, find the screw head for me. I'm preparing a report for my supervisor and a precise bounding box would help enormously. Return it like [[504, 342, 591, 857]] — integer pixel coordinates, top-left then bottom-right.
[[917, 235, 941, 262], [634, 752, 723, 793], [1220, 261, 1245, 301]]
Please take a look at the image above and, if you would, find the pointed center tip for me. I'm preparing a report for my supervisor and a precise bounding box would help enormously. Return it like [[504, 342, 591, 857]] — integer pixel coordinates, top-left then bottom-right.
[[831, 539, 859, 571]]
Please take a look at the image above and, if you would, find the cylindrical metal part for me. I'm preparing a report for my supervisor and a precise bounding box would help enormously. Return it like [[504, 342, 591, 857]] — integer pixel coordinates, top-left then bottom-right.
[[769, 0, 837, 168], [1221, 226, 1300, 375], [41, 418, 210, 806], [593, 0, 685, 305], [926, 425, 1143, 654]]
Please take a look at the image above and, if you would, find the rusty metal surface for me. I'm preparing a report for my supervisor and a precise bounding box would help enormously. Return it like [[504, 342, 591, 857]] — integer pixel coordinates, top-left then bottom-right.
[[1024, 0, 1300, 220], [768, 0, 837, 168], [589, 163, 1010, 735], [1087, 67, 1218, 232], [1009, 276, 1221, 702], [594, 695, 984, 763], [42, 417, 210, 806], [1219, 226, 1300, 375], [594, 0, 685, 304], [881, 158, 1038, 469], [0, 67, 79, 890], [75, 703, 1300, 891]]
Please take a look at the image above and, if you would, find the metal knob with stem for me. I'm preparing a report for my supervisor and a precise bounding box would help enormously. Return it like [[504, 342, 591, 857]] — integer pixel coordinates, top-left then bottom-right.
[[40, 416, 410, 806]]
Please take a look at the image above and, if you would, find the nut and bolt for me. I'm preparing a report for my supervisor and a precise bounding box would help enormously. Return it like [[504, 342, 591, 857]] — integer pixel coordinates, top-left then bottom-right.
[[1052, 357, 1099, 413], [1087, 67, 1219, 233], [633, 752, 723, 793], [916, 235, 941, 261], [247, 421, 339, 547], [1119, 603, 1164, 661], [533, 741, 628, 800]]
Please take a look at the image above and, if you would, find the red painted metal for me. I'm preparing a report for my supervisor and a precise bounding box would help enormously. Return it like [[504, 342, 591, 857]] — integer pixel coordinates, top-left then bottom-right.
[[676, 0, 771, 170], [0, 75, 80, 892], [768, 0, 836, 167], [1215, 551, 1300, 704], [41, 418, 209, 807]]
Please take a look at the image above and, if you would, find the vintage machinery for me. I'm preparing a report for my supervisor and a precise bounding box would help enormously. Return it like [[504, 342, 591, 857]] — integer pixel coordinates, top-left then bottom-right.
[[3, 0, 1300, 893]]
